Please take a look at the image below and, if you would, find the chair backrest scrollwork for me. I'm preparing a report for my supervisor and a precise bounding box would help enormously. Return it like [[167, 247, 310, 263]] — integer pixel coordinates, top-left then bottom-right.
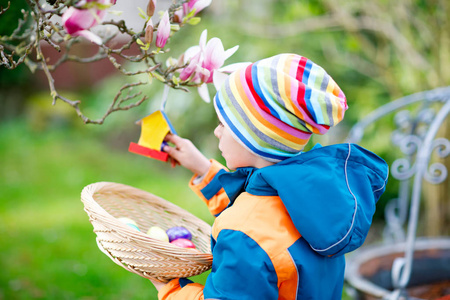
[[345, 86, 450, 299]]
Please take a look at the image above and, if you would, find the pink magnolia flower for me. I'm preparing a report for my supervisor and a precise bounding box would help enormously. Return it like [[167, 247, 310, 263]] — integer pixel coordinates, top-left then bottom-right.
[[186, 0, 211, 15], [155, 11, 170, 49], [179, 50, 202, 81], [196, 30, 238, 84], [178, 30, 240, 102], [173, 0, 211, 23], [62, 0, 114, 45], [201, 38, 238, 83], [62, 8, 104, 44]]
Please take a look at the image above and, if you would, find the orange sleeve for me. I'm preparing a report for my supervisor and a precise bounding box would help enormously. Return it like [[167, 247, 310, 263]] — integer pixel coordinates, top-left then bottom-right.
[[189, 159, 230, 216], [158, 278, 204, 300]]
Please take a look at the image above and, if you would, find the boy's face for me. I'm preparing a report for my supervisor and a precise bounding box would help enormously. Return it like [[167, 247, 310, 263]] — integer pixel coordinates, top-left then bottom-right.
[[214, 122, 267, 170]]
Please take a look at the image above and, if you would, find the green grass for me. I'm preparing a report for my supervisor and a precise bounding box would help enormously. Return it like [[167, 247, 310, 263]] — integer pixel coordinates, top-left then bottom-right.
[[0, 120, 212, 299]]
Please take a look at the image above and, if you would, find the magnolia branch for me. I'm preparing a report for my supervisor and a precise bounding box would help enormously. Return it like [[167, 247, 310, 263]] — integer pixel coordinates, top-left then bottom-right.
[[0, 44, 34, 69], [37, 37, 151, 124], [0, 1, 10, 15], [1, 0, 231, 124], [89, 82, 150, 125]]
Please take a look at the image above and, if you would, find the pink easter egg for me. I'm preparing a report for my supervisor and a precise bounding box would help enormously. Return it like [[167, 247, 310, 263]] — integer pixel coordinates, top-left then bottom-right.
[[170, 238, 196, 249]]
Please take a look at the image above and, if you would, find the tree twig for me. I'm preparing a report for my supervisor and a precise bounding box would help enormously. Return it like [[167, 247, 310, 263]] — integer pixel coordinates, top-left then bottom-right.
[[1, 0, 206, 124], [0, 1, 10, 15]]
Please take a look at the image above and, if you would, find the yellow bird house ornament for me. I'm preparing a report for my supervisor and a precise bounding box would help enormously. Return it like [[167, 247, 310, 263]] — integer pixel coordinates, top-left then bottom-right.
[[129, 87, 176, 161]]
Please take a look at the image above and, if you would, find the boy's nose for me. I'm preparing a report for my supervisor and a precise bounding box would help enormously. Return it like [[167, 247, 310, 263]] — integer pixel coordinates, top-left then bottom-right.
[[214, 125, 222, 138]]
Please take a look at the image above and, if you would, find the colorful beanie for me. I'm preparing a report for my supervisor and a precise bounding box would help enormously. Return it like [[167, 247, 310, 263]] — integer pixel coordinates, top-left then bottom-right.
[[213, 53, 348, 162]]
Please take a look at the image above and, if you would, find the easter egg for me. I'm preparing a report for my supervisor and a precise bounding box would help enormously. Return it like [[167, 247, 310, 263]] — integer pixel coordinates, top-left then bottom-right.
[[125, 223, 140, 231], [166, 226, 192, 242], [170, 238, 196, 249], [117, 217, 138, 227], [146, 226, 169, 242], [118, 217, 140, 231]]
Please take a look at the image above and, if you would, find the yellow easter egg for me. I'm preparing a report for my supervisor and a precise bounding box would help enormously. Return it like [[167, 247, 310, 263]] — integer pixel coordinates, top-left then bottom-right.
[[147, 226, 169, 242]]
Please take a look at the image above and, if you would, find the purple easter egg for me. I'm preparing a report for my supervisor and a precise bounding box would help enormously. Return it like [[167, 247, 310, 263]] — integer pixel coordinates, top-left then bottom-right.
[[166, 226, 192, 242], [170, 238, 196, 249], [160, 141, 168, 151]]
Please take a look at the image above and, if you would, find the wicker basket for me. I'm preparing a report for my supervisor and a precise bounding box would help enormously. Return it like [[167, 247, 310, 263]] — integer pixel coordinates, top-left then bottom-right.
[[80, 181, 213, 282]]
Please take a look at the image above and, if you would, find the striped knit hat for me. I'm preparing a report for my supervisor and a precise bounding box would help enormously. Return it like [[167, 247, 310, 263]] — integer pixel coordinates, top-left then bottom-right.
[[213, 53, 348, 162]]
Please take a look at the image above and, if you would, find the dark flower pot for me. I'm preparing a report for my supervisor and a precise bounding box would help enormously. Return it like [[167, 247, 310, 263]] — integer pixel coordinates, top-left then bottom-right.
[[345, 237, 450, 299]]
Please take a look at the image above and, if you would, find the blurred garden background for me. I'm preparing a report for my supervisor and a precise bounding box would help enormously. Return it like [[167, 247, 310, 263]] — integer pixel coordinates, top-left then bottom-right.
[[0, 0, 449, 299]]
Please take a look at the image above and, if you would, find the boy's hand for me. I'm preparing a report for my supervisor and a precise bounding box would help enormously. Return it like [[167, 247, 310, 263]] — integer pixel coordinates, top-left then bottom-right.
[[163, 134, 211, 176], [149, 278, 166, 292]]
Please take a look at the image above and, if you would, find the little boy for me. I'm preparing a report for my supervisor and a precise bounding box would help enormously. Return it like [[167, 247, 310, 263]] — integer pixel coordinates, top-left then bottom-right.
[[150, 53, 389, 299]]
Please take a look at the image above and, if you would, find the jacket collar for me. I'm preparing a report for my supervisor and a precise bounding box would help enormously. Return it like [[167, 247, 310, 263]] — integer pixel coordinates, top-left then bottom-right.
[[217, 167, 255, 204], [216, 145, 322, 204]]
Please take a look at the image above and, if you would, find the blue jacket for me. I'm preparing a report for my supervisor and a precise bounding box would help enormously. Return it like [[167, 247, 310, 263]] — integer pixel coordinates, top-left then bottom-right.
[[158, 143, 389, 300]]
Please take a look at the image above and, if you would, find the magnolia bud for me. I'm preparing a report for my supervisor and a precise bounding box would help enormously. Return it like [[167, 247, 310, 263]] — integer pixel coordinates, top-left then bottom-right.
[[145, 19, 154, 45], [173, 10, 182, 24], [155, 10, 170, 48], [177, 53, 185, 67], [147, 0, 156, 18]]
